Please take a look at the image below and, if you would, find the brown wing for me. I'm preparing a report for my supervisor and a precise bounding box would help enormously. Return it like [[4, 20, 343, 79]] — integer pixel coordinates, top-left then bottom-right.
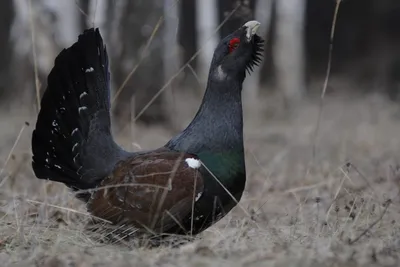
[[87, 149, 204, 233]]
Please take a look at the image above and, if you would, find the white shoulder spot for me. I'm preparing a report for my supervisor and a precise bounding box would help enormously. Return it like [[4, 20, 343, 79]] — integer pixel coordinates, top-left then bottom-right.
[[195, 192, 202, 201], [214, 65, 227, 80], [185, 158, 201, 169]]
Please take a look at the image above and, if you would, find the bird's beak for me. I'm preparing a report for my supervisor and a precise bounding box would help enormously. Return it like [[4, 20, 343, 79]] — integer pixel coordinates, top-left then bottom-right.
[[243, 20, 261, 42]]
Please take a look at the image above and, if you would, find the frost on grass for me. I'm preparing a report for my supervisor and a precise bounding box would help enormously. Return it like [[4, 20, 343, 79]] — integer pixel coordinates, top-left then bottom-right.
[[0, 95, 400, 266]]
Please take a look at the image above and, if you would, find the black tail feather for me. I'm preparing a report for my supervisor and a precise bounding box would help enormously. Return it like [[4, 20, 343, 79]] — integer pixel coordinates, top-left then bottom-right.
[[32, 28, 129, 199]]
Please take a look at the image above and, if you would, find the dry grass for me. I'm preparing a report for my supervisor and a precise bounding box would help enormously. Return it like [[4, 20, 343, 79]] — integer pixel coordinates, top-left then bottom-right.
[[1, 91, 400, 266]]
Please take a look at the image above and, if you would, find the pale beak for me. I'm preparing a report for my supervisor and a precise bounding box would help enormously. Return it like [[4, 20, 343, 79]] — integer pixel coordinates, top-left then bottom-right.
[[243, 20, 261, 42]]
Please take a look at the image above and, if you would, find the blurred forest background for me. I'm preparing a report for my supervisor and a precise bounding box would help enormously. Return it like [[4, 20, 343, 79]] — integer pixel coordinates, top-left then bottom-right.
[[1, 0, 400, 129], [1, 1, 400, 265]]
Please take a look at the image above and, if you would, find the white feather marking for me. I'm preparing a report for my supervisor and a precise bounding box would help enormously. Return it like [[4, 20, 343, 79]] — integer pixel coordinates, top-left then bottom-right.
[[85, 67, 94, 73], [73, 153, 79, 163], [79, 92, 88, 99], [194, 215, 204, 221], [185, 158, 201, 169], [78, 106, 87, 113], [71, 143, 78, 152], [215, 65, 227, 80], [195, 192, 202, 201], [71, 128, 78, 136], [54, 164, 62, 170]]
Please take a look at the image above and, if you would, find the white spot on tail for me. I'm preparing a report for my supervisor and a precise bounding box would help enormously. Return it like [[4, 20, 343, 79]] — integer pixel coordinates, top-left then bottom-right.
[[194, 215, 204, 221], [73, 153, 79, 163], [54, 164, 62, 170], [85, 67, 94, 73], [185, 158, 201, 169], [195, 192, 202, 201], [52, 120, 58, 127], [79, 92, 88, 99], [78, 106, 87, 113], [72, 143, 78, 152], [215, 65, 227, 80], [71, 128, 78, 136]]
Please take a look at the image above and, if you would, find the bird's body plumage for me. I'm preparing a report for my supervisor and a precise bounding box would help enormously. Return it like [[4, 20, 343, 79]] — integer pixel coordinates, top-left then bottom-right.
[[31, 21, 263, 236]]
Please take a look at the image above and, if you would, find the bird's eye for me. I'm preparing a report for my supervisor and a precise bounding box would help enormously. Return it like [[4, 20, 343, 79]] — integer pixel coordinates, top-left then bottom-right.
[[228, 38, 240, 53]]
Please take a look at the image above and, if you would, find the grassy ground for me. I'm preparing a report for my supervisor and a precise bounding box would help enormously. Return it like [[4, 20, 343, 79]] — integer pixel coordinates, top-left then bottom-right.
[[0, 92, 400, 266]]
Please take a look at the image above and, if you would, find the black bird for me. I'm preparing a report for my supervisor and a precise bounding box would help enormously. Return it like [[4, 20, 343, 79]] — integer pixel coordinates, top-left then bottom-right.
[[31, 21, 264, 236]]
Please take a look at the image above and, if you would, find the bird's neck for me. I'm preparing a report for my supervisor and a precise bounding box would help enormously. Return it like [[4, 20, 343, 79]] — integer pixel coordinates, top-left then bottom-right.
[[167, 76, 244, 154], [166, 74, 246, 188]]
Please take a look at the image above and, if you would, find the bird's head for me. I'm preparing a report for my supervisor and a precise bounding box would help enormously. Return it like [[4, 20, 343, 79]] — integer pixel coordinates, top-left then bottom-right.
[[209, 20, 264, 81]]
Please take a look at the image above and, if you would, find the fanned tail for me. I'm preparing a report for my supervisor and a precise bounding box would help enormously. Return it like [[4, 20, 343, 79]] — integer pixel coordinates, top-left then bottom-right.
[[32, 28, 130, 200]]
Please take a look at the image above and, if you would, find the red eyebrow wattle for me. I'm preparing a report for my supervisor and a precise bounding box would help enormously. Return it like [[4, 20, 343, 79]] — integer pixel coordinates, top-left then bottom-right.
[[229, 38, 240, 52]]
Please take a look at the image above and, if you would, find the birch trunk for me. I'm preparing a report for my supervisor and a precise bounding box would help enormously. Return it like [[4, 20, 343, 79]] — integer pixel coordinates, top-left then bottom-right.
[[195, 0, 219, 86], [163, 0, 180, 82], [0, 0, 15, 101], [112, 0, 167, 126], [243, 0, 274, 102], [274, 0, 306, 105]]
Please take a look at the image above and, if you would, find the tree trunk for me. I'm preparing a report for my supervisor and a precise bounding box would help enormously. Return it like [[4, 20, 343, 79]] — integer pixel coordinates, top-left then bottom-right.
[[43, 0, 80, 46], [178, 0, 197, 87], [0, 0, 15, 101], [88, 0, 107, 29], [195, 0, 218, 86], [9, 0, 68, 110], [218, 0, 255, 39], [112, 0, 168, 126], [243, 0, 274, 102], [78, 0, 90, 30], [163, 0, 180, 83], [274, 0, 306, 106]]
